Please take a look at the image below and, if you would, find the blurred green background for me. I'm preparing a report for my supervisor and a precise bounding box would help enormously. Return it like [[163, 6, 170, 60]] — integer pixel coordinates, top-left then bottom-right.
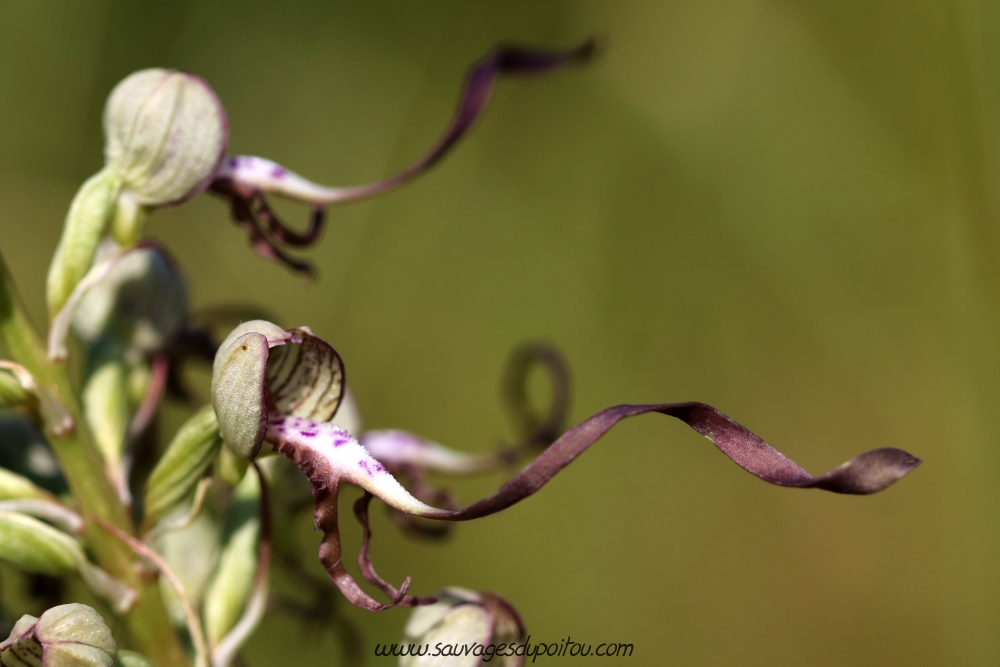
[[2, 0, 998, 665]]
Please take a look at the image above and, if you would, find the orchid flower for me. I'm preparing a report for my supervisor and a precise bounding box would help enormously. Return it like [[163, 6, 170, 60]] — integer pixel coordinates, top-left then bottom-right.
[[45, 42, 596, 319], [210, 321, 922, 612]]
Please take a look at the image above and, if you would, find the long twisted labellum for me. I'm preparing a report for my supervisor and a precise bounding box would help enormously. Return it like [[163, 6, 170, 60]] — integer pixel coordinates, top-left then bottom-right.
[[209, 41, 595, 275], [268, 402, 919, 609]]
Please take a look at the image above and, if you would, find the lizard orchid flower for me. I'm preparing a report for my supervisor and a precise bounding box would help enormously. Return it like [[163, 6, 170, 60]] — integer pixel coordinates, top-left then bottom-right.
[[45, 42, 595, 316], [209, 321, 922, 612]]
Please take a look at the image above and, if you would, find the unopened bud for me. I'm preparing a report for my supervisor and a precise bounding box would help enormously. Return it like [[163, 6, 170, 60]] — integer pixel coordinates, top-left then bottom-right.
[[143, 404, 222, 530], [0, 511, 79, 576], [104, 68, 228, 214], [0, 468, 52, 502], [47, 69, 227, 316], [401, 588, 526, 667], [72, 246, 188, 356], [204, 471, 261, 649], [0, 512, 136, 613], [0, 603, 116, 667]]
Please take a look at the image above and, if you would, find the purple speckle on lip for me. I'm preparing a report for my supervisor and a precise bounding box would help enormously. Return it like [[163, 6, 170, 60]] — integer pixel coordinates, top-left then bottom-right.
[[358, 460, 373, 476], [270, 166, 287, 178], [300, 431, 317, 438], [332, 436, 347, 447], [373, 463, 386, 473]]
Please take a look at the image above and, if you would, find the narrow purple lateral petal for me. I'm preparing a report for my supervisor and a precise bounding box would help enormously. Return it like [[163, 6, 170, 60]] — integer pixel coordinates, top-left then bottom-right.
[[353, 492, 438, 607], [428, 402, 921, 522], [273, 437, 411, 612], [217, 183, 317, 277], [254, 196, 325, 247]]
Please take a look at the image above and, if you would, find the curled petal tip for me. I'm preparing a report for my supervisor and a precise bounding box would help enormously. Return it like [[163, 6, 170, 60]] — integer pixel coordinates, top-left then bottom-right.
[[808, 448, 922, 495]]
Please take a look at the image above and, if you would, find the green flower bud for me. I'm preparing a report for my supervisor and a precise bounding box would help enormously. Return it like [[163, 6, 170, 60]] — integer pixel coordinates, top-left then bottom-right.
[[0, 512, 136, 614], [0, 468, 52, 502], [203, 472, 260, 649], [72, 246, 187, 357], [211, 320, 343, 459], [104, 69, 227, 211], [400, 588, 526, 667], [47, 68, 227, 317], [0, 511, 79, 576], [0, 367, 33, 409], [0, 603, 116, 667], [46, 170, 122, 318], [143, 405, 222, 530]]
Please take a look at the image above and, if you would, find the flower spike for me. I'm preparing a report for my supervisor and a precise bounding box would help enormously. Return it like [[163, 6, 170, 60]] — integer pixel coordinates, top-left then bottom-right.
[[209, 41, 596, 275]]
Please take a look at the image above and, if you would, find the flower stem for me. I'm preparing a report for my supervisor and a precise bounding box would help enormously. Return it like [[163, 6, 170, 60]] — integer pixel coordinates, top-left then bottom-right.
[[0, 251, 188, 666]]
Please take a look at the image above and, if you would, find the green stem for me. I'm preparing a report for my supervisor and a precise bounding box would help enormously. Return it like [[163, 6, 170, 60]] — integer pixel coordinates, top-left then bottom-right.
[[0, 252, 188, 667]]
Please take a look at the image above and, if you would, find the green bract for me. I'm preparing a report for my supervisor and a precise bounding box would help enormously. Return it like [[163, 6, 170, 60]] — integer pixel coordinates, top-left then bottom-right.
[[0, 604, 117, 667], [210, 320, 344, 459]]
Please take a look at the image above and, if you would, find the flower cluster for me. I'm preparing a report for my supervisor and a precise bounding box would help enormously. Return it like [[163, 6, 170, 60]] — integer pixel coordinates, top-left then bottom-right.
[[0, 38, 921, 667]]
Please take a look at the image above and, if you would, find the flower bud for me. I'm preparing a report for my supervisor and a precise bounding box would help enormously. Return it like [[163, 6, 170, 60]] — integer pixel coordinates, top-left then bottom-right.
[[0, 368, 33, 409], [0, 468, 52, 502], [47, 69, 227, 317], [204, 471, 261, 649], [72, 245, 187, 357], [211, 320, 343, 459], [400, 588, 526, 667], [0, 511, 79, 576], [0, 512, 136, 613], [143, 404, 222, 530], [0, 603, 116, 667]]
